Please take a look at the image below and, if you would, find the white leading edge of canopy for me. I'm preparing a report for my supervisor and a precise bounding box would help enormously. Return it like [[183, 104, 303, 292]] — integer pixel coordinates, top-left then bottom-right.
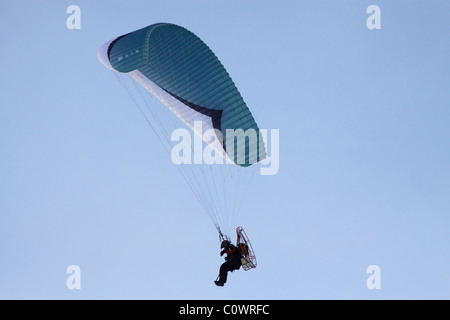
[[97, 39, 115, 71]]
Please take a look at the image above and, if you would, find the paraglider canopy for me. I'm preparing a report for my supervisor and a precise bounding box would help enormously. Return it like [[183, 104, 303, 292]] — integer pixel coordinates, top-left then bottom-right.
[[98, 23, 266, 168]]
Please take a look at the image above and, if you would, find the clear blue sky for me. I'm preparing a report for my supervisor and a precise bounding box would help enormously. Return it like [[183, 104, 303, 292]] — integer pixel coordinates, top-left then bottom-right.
[[1, 0, 449, 299]]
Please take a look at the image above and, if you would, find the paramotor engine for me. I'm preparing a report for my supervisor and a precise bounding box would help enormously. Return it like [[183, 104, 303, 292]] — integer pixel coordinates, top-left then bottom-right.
[[236, 226, 257, 271]]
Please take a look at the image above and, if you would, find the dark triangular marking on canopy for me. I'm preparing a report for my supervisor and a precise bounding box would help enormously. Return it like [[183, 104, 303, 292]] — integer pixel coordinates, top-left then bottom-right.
[[162, 88, 225, 150]]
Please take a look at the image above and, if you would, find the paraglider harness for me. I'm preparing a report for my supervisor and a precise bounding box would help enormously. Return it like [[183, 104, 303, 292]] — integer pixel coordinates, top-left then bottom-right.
[[218, 226, 257, 271]]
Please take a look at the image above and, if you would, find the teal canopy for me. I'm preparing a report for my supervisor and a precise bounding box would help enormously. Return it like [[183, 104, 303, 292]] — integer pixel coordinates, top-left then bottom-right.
[[99, 23, 266, 166]]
